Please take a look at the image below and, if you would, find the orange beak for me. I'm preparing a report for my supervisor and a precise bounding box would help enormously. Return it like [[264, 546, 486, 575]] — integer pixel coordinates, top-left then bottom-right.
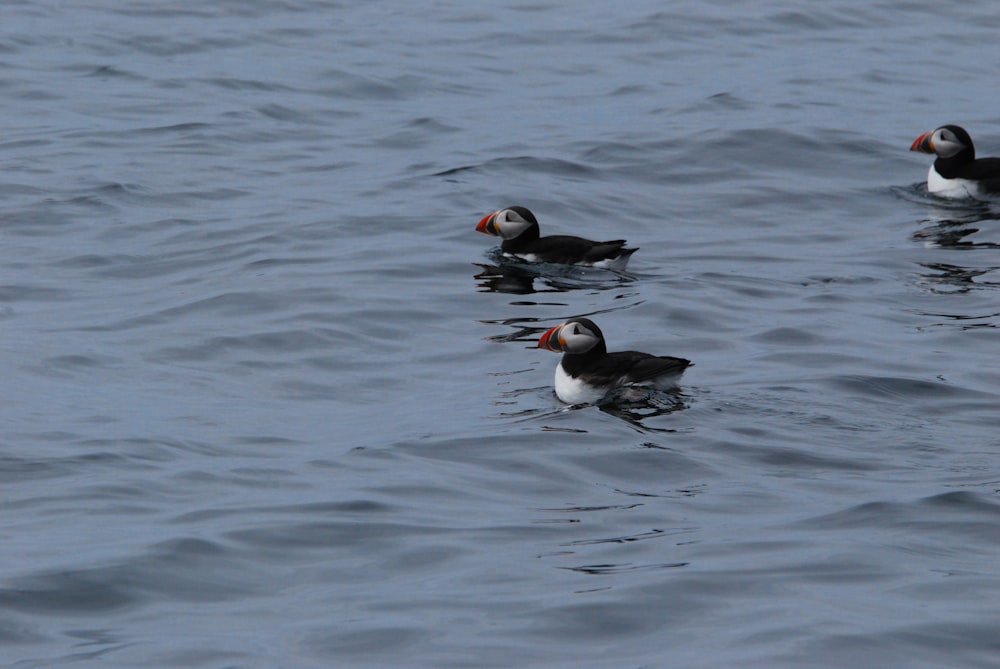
[[537, 324, 564, 352], [476, 212, 497, 235], [910, 131, 934, 154]]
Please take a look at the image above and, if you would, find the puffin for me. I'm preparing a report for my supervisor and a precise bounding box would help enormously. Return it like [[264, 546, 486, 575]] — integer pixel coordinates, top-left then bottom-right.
[[476, 206, 638, 270], [537, 317, 691, 404], [910, 125, 1000, 198]]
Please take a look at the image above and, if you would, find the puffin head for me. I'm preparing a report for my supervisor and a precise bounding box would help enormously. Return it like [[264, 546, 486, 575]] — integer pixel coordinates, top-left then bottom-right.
[[475, 206, 539, 240], [910, 125, 975, 159], [538, 317, 604, 354]]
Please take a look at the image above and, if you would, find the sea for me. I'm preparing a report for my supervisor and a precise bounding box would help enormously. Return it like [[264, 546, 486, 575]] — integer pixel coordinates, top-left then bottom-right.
[[3, 1, 1000, 667]]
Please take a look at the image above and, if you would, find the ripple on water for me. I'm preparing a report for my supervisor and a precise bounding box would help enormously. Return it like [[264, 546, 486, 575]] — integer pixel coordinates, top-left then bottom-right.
[[5, 1, 1000, 667], [0, 538, 260, 615]]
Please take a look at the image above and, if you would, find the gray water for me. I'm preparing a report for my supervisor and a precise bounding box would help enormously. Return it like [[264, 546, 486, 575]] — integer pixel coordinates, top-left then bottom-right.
[[3, 1, 1000, 667]]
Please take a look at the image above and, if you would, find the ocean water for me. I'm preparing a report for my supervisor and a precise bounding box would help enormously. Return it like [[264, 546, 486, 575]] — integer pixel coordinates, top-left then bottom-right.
[[3, 1, 1000, 667]]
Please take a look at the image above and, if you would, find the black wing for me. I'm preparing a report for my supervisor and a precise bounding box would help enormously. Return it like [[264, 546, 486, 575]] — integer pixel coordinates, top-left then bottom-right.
[[598, 351, 692, 385], [584, 241, 638, 264], [529, 235, 632, 263], [958, 157, 1000, 193]]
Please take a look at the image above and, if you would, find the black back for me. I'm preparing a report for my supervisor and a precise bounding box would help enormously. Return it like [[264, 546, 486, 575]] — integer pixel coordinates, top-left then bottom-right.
[[502, 234, 634, 263], [559, 323, 691, 387]]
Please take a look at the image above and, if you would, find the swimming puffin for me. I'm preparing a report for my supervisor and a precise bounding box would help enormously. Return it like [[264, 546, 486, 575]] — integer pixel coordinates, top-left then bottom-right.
[[537, 317, 691, 404], [910, 125, 1000, 198], [476, 206, 638, 270]]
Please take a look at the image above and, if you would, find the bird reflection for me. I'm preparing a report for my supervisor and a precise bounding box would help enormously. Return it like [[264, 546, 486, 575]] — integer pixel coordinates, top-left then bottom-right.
[[912, 215, 1000, 249], [900, 185, 1000, 296], [494, 389, 689, 433], [898, 184, 1000, 248], [918, 262, 1000, 294], [473, 263, 538, 294], [598, 391, 689, 432], [473, 258, 635, 295]]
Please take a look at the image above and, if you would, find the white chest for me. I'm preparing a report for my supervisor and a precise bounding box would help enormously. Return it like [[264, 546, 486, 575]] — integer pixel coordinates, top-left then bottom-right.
[[553, 364, 608, 405], [928, 165, 979, 199]]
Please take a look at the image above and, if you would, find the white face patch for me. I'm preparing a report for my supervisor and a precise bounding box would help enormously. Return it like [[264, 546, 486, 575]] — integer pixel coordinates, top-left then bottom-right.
[[931, 128, 967, 159], [559, 322, 600, 353], [493, 209, 534, 240]]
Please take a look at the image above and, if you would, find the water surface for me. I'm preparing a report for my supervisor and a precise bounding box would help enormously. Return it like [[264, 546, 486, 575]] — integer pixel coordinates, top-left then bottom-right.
[[3, 1, 1000, 667]]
